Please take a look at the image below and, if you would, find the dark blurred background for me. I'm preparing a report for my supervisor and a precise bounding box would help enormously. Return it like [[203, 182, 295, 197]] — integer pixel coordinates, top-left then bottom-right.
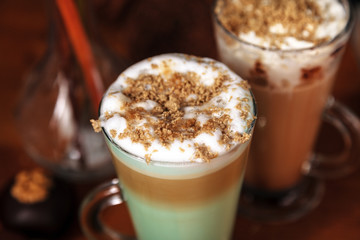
[[0, 0, 360, 239]]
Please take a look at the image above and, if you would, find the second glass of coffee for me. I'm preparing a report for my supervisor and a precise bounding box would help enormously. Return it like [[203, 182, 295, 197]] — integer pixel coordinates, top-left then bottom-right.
[[213, 0, 358, 222]]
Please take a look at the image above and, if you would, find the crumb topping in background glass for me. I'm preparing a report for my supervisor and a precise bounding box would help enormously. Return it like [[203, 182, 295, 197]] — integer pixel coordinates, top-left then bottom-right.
[[215, 0, 347, 49]]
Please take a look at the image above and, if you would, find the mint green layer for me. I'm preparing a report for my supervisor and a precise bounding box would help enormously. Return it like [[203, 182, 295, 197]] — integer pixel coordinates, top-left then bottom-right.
[[121, 179, 243, 240], [104, 133, 248, 240]]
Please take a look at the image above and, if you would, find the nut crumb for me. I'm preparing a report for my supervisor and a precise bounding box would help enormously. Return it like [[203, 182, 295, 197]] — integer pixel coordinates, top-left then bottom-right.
[[90, 119, 101, 132], [194, 143, 219, 163], [144, 154, 151, 164], [11, 168, 53, 204], [216, 0, 328, 48], [110, 129, 117, 138]]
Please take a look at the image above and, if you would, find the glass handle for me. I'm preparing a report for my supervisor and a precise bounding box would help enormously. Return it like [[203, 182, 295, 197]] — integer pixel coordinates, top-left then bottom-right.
[[304, 97, 360, 179], [79, 178, 136, 240]]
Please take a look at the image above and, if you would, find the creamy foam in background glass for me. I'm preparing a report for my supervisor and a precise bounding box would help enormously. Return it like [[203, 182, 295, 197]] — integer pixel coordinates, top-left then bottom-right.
[[92, 53, 256, 240], [213, 0, 353, 221], [215, 0, 348, 89]]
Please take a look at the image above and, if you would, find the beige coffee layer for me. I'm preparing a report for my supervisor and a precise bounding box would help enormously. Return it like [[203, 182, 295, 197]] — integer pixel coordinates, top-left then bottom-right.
[[245, 74, 334, 190], [112, 146, 249, 206]]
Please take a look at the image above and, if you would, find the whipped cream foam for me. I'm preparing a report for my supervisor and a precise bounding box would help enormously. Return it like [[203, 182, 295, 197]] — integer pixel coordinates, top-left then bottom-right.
[[214, 0, 351, 89], [238, 0, 347, 50], [98, 54, 256, 163], [217, 0, 348, 50]]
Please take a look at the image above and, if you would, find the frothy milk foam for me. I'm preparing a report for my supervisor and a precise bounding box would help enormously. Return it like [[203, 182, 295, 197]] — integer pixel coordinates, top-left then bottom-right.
[[99, 53, 255, 163], [238, 0, 347, 50], [215, 0, 349, 89]]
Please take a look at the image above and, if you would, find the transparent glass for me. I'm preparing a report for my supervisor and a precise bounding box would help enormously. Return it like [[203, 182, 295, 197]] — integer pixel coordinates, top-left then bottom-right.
[[15, 0, 128, 182], [213, 0, 359, 222], [80, 94, 256, 240]]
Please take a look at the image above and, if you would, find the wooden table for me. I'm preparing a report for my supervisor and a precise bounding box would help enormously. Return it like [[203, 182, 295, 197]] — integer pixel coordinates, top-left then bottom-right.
[[1, 0, 360, 239]]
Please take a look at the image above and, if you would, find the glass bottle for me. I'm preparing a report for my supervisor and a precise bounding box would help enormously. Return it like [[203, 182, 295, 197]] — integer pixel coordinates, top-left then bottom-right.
[[15, 0, 127, 182]]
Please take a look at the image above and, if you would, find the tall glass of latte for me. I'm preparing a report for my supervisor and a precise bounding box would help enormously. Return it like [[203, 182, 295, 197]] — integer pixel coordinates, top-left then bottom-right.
[[80, 53, 257, 239]]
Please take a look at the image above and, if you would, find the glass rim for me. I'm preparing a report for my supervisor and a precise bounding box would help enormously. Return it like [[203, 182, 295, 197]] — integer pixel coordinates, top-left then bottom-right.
[[99, 89, 257, 167], [212, 0, 354, 53]]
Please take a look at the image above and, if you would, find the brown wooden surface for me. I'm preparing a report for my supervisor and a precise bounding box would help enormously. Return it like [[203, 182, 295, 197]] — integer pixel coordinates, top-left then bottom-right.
[[0, 0, 360, 239]]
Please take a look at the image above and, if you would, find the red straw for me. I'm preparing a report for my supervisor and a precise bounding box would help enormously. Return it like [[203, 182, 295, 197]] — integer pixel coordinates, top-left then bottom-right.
[[55, 0, 104, 113]]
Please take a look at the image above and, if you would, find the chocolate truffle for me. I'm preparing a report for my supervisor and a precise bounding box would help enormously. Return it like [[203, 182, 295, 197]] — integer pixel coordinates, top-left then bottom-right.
[[0, 168, 75, 238]]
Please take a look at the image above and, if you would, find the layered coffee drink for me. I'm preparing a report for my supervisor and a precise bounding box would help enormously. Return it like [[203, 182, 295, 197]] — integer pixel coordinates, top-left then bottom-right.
[[214, 0, 351, 191], [93, 54, 256, 240]]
